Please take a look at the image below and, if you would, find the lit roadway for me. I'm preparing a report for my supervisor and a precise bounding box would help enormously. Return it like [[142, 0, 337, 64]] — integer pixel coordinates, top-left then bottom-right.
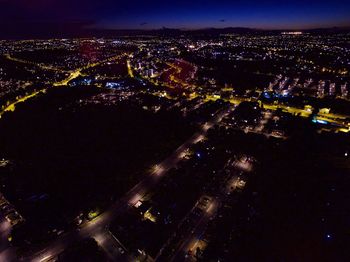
[[0, 108, 230, 262], [0, 54, 126, 119], [169, 173, 242, 262], [0, 216, 13, 262], [4, 54, 67, 72], [162, 158, 249, 261], [169, 199, 219, 262]]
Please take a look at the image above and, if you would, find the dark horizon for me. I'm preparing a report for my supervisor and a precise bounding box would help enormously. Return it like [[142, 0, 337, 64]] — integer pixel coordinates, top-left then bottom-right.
[[1, 24, 350, 40]]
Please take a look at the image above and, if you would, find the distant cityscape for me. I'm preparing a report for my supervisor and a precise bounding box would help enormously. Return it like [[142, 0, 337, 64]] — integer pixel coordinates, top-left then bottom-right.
[[0, 30, 350, 261]]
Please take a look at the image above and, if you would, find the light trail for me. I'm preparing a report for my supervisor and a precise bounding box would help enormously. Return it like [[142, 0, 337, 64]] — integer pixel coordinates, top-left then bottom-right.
[[127, 60, 134, 78]]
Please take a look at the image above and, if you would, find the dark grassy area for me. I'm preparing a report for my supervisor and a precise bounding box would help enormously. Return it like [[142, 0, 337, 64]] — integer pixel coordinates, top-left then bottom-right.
[[0, 85, 194, 246], [58, 238, 108, 262]]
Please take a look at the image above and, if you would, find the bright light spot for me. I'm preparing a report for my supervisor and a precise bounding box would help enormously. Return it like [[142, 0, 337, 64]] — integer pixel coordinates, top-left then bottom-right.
[[93, 232, 107, 246], [153, 164, 165, 175], [134, 200, 142, 208], [129, 193, 142, 206], [194, 135, 204, 143]]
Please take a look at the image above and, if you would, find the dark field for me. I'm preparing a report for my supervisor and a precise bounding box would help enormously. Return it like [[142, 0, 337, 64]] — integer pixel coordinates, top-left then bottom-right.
[[0, 86, 194, 245]]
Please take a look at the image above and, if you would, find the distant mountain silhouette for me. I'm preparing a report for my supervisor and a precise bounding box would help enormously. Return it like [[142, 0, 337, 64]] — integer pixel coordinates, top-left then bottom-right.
[[0, 23, 349, 40], [87, 26, 350, 38]]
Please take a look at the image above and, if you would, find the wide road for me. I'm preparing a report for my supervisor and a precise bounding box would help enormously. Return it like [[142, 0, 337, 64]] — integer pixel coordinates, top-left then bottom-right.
[[10, 108, 230, 262]]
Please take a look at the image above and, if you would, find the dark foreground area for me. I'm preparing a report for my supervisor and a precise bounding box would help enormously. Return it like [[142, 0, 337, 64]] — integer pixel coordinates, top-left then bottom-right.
[[0, 86, 194, 247]]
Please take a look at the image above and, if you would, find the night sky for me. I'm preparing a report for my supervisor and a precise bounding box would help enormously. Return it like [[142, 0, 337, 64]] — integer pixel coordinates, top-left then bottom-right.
[[1, 0, 349, 37]]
